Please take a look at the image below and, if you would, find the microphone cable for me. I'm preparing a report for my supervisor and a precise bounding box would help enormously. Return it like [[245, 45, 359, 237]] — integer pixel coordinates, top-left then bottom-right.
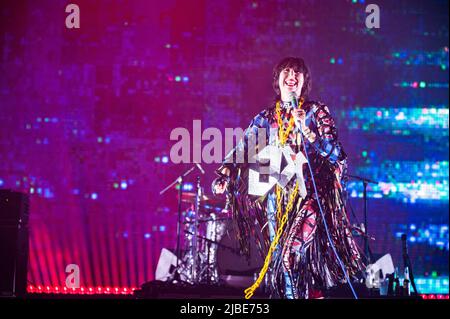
[[298, 116, 359, 300]]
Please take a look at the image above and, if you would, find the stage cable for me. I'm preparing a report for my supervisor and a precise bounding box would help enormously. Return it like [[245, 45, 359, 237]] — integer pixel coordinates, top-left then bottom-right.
[[298, 117, 359, 300]]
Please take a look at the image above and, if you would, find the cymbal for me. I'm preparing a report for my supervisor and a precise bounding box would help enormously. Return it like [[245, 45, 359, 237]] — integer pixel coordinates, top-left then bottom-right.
[[181, 192, 224, 206]]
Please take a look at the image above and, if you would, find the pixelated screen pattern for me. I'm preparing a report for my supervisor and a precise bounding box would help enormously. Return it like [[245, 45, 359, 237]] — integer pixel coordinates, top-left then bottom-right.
[[0, 0, 448, 292]]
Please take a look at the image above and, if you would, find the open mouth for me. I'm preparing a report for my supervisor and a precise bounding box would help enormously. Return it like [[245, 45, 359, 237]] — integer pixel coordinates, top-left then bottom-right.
[[285, 81, 297, 90]]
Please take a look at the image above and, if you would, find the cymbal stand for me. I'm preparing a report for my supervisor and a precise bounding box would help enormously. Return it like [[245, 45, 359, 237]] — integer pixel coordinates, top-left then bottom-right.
[[160, 165, 197, 282]]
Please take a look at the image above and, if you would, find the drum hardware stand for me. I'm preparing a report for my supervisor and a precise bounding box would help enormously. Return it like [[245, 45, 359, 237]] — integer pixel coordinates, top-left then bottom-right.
[[347, 174, 378, 264], [182, 227, 237, 285], [159, 165, 203, 283], [205, 213, 215, 285], [183, 230, 239, 254], [192, 176, 203, 284], [203, 212, 218, 285]]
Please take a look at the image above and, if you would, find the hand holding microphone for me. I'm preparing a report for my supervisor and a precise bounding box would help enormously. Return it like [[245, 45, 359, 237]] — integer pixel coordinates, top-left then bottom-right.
[[292, 108, 307, 130], [289, 92, 316, 143]]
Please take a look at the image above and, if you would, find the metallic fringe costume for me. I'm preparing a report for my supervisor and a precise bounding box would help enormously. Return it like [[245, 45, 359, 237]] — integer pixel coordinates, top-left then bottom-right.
[[214, 100, 365, 299]]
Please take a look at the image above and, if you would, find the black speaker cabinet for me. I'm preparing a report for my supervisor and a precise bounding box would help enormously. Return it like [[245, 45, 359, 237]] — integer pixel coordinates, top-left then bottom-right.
[[0, 190, 29, 297]]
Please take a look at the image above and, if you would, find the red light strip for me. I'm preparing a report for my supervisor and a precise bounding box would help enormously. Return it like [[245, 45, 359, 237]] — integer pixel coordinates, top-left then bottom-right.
[[27, 285, 137, 295], [420, 294, 449, 299]]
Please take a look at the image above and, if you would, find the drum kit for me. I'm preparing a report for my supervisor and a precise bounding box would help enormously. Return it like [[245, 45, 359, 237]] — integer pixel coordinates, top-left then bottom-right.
[[159, 164, 238, 286], [176, 189, 231, 284]]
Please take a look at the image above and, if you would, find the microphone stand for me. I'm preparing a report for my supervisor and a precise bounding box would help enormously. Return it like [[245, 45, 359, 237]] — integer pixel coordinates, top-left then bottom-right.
[[346, 174, 378, 264], [401, 234, 419, 296], [160, 165, 197, 282]]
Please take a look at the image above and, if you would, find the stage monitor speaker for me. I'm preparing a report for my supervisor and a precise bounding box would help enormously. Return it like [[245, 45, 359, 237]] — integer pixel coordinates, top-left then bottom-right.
[[155, 248, 178, 282], [0, 189, 30, 297]]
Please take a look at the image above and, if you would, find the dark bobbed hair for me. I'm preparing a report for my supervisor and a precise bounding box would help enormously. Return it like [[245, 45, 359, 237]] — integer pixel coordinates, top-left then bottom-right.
[[272, 56, 311, 100]]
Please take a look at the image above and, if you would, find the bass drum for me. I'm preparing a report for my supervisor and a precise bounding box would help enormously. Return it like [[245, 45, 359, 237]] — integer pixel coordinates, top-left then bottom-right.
[[217, 218, 264, 286]]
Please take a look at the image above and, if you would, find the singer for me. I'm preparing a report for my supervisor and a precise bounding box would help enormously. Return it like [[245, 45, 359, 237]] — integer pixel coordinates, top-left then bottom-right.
[[212, 57, 365, 299]]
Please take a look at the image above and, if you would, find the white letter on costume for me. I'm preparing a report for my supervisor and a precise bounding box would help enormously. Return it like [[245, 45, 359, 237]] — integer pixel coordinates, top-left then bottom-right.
[[248, 145, 279, 196], [65, 4, 80, 29], [365, 4, 380, 29], [170, 128, 190, 163], [65, 264, 80, 288], [277, 146, 297, 189], [248, 145, 308, 198]]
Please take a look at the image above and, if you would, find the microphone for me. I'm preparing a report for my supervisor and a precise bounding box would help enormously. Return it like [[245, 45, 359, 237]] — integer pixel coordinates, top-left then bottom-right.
[[195, 162, 205, 174], [289, 91, 303, 131], [289, 91, 299, 109]]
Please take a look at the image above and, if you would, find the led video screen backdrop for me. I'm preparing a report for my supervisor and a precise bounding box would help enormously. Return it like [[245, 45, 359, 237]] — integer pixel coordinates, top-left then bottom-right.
[[0, 0, 448, 293]]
